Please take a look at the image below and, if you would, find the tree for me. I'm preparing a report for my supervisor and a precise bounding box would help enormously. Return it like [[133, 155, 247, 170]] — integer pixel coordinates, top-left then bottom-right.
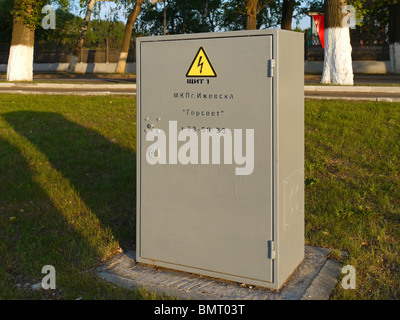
[[85, 19, 125, 46], [281, 0, 296, 30], [35, 8, 84, 48], [7, 0, 69, 81], [220, 0, 280, 30], [245, 0, 258, 29], [137, 0, 221, 35], [243, 0, 277, 30], [349, 0, 400, 73], [205, 0, 223, 31], [67, 0, 113, 73], [321, 0, 354, 85], [388, 1, 400, 73], [115, 0, 144, 74], [0, 0, 14, 42]]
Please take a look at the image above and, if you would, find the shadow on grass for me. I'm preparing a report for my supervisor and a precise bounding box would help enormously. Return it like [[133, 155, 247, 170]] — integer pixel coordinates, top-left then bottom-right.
[[0, 134, 100, 296], [3, 111, 136, 252]]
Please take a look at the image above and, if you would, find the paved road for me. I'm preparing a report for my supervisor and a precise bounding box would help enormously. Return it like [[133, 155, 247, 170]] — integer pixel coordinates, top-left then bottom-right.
[[0, 82, 137, 96], [1, 73, 400, 100], [304, 84, 400, 101], [304, 91, 400, 102], [305, 74, 400, 86], [1, 72, 399, 85], [0, 72, 136, 84]]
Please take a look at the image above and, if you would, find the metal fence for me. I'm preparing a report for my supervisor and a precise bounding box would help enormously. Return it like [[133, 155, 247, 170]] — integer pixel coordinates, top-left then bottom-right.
[[0, 38, 136, 64], [1, 30, 390, 64], [305, 27, 390, 61]]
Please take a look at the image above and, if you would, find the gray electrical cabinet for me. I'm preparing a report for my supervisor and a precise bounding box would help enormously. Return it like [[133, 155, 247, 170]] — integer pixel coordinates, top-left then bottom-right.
[[136, 29, 304, 290]]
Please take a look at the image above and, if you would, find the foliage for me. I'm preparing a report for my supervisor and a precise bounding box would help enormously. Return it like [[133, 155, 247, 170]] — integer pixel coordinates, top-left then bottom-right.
[[2, 0, 398, 48], [86, 19, 126, 47], [220, 0, 282, 30], [136, 0, 309, 34], [11, 0, 70, 30], [137, 0, 223, 35], [297, 0, 323, 15], [349, 0, 399, 16], [19, 6, 126, 49], [0, 0, 14, 42], [346, 0, 400, 45], [35, 9, 83, 47]]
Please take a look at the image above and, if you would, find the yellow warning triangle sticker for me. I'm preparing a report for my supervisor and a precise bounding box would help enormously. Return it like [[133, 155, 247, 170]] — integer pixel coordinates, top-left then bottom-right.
[[186, 47, 217, 77]]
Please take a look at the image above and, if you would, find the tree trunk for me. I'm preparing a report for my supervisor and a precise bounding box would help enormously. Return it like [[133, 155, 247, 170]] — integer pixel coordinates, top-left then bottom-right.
[[182, 1, 188, 33], [7, 8, 35, 81], [67, 0, 96, 73], [246, 0, 257, 30], [321, 0, 354, 85], [163, 0, 166, 35], [202, 0, 209, 30], [115, 0, 144, 74], [389, 1, 400, 73], [281, 0, 295, 30]]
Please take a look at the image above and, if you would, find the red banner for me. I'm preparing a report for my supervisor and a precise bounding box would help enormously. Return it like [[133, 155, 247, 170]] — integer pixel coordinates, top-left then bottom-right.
[[313, 15, 325, 49]]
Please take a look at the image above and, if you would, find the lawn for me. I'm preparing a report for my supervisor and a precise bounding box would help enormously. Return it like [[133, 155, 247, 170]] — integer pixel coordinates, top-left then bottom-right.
[[0, 94, 399, 300], [0, 94, 153, 299], [304, 99, 400, 299]]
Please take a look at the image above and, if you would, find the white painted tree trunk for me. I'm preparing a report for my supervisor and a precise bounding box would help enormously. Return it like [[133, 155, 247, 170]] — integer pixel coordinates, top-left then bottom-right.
[[67, 55, 79, 73], [67, 0, 96, 73], [390, 42, 400, 73], [115, 52, 128, 74], [115, 0, 144, 74], [7, 17, 35, 82], [321, 27, 354, 85], [7, 44, 34, 81]]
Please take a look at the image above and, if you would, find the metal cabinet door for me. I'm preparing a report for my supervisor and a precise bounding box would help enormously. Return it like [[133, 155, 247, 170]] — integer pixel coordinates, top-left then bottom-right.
[[138, 34, 274, 284]]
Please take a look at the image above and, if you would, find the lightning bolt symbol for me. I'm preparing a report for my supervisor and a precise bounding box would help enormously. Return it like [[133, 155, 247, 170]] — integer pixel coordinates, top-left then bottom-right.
[[197, 56, 204, 74]]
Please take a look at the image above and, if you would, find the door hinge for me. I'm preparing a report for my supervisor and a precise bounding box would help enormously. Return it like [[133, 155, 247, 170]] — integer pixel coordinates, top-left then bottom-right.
[[268, 59, 275, 78], [268, 240, 276, 260]]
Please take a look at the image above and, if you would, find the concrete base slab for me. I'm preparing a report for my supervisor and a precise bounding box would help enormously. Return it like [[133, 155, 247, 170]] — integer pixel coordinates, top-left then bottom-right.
[[97, 246, 344, 300]]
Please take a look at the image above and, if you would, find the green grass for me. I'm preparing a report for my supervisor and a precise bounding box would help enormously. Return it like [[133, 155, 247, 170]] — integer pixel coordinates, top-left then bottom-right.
[[305, 82, 400, 87], [0, 94, 160, 299], [305, 99, 400, 299], [0, 94, 399, 299]]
